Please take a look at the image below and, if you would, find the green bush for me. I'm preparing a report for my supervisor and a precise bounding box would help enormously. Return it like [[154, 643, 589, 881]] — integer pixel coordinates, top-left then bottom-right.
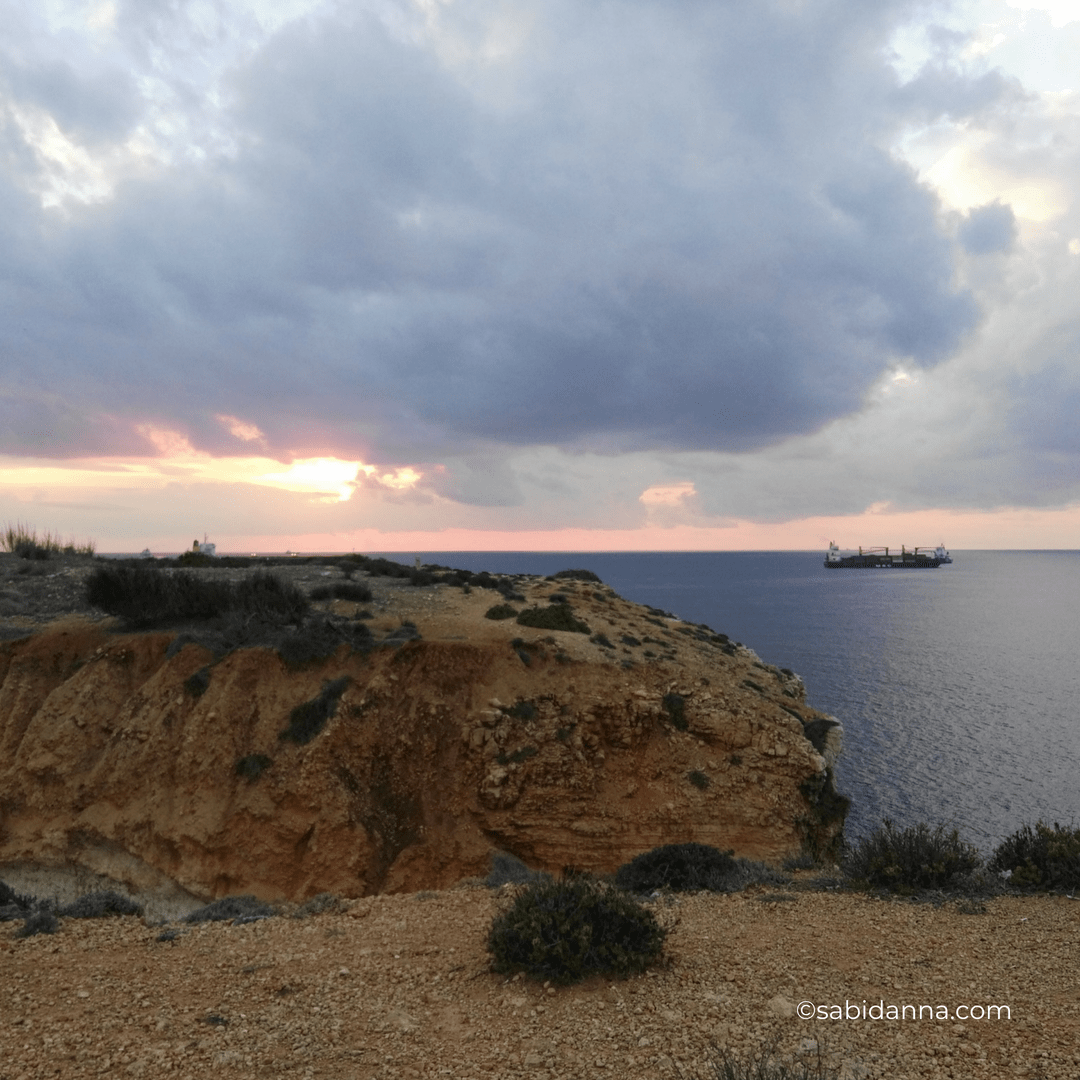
[[279, 677, 350, 745], [842, 819, 981, 892], [277, 616, 373, 667], [15, 909, 59, 938], [989, 821, 1080, 891], [486, 876, 666, 984], [688, 770, 710, 790], [516, 605, 590, 634], [86, 565, 309, 629], [485, 603, 518, 620], [615, 842, 738, 893]]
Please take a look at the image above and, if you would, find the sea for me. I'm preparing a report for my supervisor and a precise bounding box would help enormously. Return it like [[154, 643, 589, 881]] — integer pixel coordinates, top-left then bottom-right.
[[380, 549, 1080, 855]]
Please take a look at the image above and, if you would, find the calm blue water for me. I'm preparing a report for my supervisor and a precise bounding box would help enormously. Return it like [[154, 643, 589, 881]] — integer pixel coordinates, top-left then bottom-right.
[[386, 550, 1080, 853]]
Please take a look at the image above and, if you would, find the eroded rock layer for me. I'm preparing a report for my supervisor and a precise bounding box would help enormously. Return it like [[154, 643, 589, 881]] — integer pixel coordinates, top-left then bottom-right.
[[0, 571, 846, 901]]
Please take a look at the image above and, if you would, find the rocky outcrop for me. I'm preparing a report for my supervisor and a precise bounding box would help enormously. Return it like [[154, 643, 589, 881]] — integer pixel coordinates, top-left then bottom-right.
[[0, 573, 846, 902]]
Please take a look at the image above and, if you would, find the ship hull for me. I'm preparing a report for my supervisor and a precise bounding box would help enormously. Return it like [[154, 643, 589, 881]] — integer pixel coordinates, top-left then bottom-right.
[[825, 555, 941, 569]]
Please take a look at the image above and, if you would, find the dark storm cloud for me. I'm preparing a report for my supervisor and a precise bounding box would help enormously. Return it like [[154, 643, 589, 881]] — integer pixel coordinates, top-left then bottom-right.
[[0, 0, 1007, 461]]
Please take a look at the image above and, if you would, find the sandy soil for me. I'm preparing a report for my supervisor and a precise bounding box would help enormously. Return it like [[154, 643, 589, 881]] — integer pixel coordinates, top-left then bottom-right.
[[3, 881, 1078, 1080]]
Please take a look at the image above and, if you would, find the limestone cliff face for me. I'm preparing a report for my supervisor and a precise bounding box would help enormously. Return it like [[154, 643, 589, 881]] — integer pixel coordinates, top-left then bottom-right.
[[0, 575, 846, 901]]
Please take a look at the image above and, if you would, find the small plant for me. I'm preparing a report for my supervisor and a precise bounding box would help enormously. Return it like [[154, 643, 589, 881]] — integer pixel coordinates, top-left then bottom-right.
[[486, 876, 666, 984], [516, 605, 591, 634], [590, 633, 614, 648], [688, 770, 710, 790], [279, 677, 350, 745], [184, 666, 212, 697], [485, 603, 518, 620], [504, 700, 537, 721], [842, 819, 981, 893], [235, 753, 273, 781], [277, 616, 373, 667], [59, 891, 143, 919], [662, 692, 687, 731], [989, 821, 1080, 891], [182, 896, 275, 924], [729, 754, 743, 766], [15, 909, 60, 938]]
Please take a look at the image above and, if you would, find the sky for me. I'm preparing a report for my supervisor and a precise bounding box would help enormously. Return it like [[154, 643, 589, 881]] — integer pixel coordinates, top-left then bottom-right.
[[1, 0, 1078, 553]]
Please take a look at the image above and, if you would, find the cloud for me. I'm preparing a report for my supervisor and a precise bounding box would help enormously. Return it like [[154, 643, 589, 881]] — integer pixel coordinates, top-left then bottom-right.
[[0, 0, 993, 466], [958, 200, 1018, 253]]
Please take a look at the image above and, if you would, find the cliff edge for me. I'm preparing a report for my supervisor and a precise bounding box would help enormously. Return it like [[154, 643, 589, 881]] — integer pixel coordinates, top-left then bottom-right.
[[0, 561, 846, 904]]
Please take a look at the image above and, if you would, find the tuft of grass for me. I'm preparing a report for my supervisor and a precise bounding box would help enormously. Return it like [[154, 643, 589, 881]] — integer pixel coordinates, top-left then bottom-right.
[[989, 821, 1080, 891], [516, 605, 590, 634], [86, 565, 309, 629], [2, 521, 95, 559], [486, 875, 666, 984], [279, 677, 350, 745], [842, 819, 981, 893], [688, 769, 711, 790]]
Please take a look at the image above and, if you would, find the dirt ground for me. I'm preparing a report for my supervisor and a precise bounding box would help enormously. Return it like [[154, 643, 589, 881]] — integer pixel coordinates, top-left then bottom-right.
[[3, 880, 1078, 1080]]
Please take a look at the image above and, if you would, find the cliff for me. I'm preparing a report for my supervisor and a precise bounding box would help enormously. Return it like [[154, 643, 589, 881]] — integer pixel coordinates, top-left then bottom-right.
[[0, 563, 846, 904]]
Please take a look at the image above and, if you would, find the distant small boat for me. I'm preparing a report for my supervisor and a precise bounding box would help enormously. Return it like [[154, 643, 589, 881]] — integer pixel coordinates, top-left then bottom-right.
[[825, 542, 942, 569], [934, 543, 953, 564]]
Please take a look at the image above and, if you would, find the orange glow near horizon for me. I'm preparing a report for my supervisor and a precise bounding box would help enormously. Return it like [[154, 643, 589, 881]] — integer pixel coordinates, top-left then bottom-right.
[[131, 504, 1080, 555]]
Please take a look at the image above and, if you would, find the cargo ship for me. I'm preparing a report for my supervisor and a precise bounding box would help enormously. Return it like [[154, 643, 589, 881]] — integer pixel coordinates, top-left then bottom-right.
[[825, 542, 944, 568]]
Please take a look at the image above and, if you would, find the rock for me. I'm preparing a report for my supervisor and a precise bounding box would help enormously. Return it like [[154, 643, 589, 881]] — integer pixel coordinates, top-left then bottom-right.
[[767, 995, 795, 1018]]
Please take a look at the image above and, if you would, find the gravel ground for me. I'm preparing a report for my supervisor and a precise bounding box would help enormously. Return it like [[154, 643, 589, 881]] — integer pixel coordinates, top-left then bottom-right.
[[3, 881, 1078, 1080]]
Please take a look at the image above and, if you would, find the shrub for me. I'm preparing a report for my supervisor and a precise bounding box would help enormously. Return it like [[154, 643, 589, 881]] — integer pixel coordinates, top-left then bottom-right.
[[485, 604, 518, 620], [504, 700, 537, 721], [615, 842, 739, 893], [277, 616, 374, 667], [549, 569, 602, 583], [15, 909, 60, 938], [516, 605, 590, 634], [279, 677, 350, 745], [86, 565, 309, 629], [486, 876, 666, 984], [59, 891, 143, 919], [989, 821, 1080, 891], [184, 666, 211, 697], [235, 753, 273, 781], [662, 692, 687, 731], [0, 880, 34, 921], [309, 582, 373, 603], [688, 770, 710, 790], [842, 819, 981, 893], [182, 895, 275, 924]]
